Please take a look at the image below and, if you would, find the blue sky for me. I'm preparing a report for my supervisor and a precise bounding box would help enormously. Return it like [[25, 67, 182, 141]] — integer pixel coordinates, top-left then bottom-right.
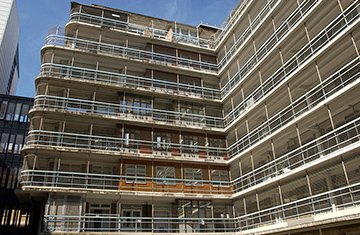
[[16, 0, 239, 98]]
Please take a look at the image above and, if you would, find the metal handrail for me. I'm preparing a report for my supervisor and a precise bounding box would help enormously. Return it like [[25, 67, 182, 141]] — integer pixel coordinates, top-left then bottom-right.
[[22, 117, 360, 194], [21, 169, 232, 193], [232, 116, 360, 192], [224, 1, 360, 123], [217, 0, 279, 69], [39, 63, 222, 100], [33, 95, 224, 129], [36, 54, 360, 163], [40, 182, 360, 232], [227, 56, 360, 158], [221, 0, 321, 97], [212, 0, 252, 46], [25, 130, 228, 160], [70, 12, 213, 49], [44, 34, 218, 73]]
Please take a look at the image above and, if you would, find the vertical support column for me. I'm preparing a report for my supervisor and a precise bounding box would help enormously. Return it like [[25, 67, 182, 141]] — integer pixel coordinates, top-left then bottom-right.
[[179, 130, 182, 157], [270, 140, 278, 173], [295, 124, 305, 162], [151, 197, 154, 232], [255, 192, 261, 222], [305, 171, 315, 211], [207, 165, 211, 193], [242, 198, 247, 227], [227, 70, 231, 83], [119, 159, 123, 190], [278, 184, 285, 220], [180, 162, 184, 193], [350, 32, 360, 56], [86, 159, 90, 189], [341, 157, 354, 202]]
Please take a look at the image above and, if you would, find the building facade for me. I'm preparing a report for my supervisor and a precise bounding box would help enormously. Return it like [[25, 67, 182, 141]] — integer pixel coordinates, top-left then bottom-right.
[[0, 0, 20, 95], [21, 0, 360, 234], [0, 94, 41, 234]]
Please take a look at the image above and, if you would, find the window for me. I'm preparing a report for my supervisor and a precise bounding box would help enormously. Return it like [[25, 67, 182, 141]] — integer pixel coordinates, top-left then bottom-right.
[[125, 164, 146, 184], [211, 170, 229, 187], [19, 104, 30, 122], [156, 166, 176, 184], [13, 103, 22, 121], [124, 129, 140, 148], [154, 132, 171, 151], [184, 168, 203, 186], [3, 134, 16, 153], [208, 138, 225, 157], [5, 102, 15, 121], [13, 134, 24, 154], [123, 95, 152, 116], [0, 133, 9, 153], [182, 135, 198, 153], [0, 101, 7, 119]]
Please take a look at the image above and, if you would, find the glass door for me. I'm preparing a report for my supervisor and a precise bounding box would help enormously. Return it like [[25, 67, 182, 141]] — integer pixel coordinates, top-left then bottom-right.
[[122, 209, 142, 231]]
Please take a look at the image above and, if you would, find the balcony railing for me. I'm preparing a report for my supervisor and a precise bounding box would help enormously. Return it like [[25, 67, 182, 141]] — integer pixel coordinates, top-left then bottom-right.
[[224, 1, 360, 126], [70, 12, 213, 49], [25, 130, 228, 161], [44, 214, 236, 233], [33, 95, 224, 129], [22, 112, 360, 194], [217, 0, 279, 69], [45, 34, 218, 73], [233, 116, 360, 193], [41, 182, 360, 233], [39, 63, 222, 100], [228, 56, 360, 158], [212, 0, 252, 46], [236, 182, 360, 231], [33, 55, 359, 163], [21, 170, 232, 195], [220, 0, 320, 97]]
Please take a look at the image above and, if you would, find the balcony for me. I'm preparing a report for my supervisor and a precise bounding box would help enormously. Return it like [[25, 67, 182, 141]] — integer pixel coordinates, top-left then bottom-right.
[[69, 13, 213, 49], [217, 0, 280, 70], [32, 95, 225, 129], [224, 2, 360, 127], [232, 116, 360, 193], [24, 130, 228, 162], [227, 56, 360, 159], [21, 170, 232, 195], [39, 182, 360, 233], [44, 34, 218, 73], [220, 0, 322, 97], [38, 63, 222, 100]]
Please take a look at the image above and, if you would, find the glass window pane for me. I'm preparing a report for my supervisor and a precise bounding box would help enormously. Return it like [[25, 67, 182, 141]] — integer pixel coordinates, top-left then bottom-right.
[[0, 101, 8, 119], [5, 102, 15, 121], [14, 103, 22, 121]]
